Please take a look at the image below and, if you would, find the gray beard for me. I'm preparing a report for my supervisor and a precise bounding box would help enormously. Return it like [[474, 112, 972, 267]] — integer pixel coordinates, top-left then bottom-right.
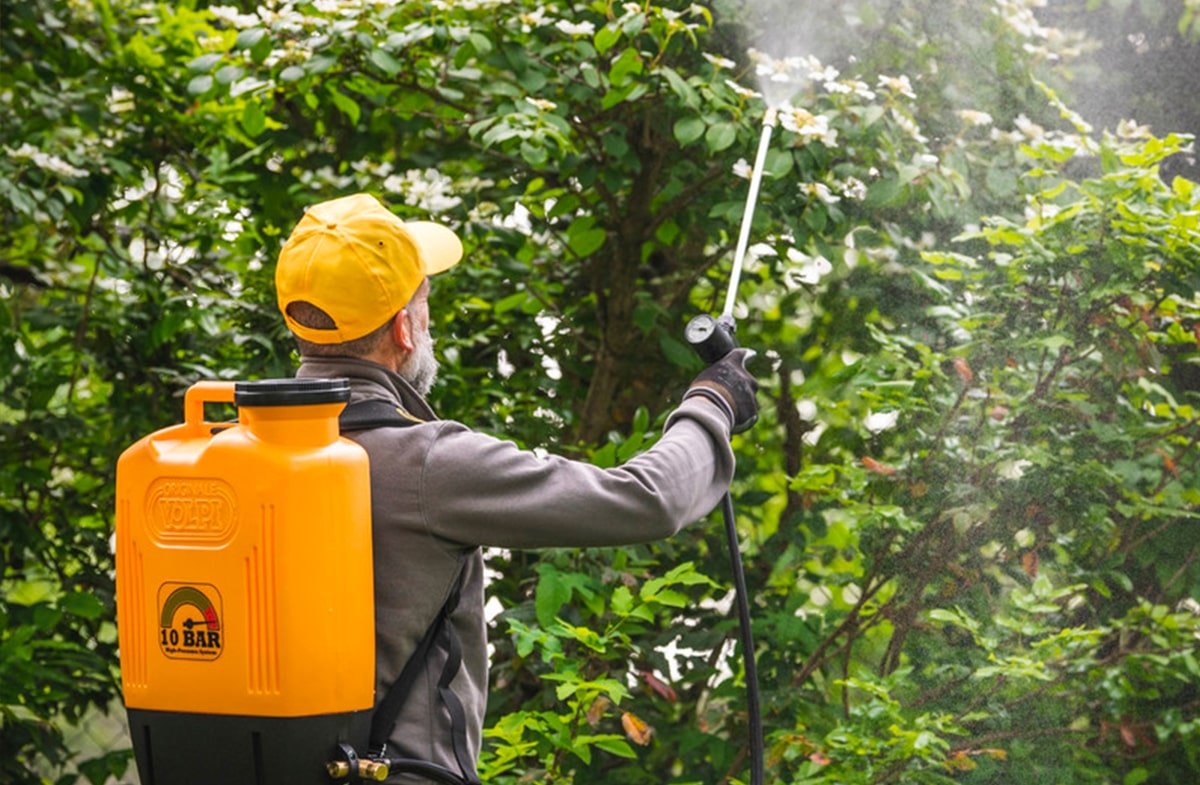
[[399, 323, 438, 397]]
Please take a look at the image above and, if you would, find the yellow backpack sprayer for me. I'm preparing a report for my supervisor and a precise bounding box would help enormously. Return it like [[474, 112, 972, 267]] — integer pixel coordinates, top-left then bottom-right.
[[115, 378, 382, 783], [116, 378, 481, 784]]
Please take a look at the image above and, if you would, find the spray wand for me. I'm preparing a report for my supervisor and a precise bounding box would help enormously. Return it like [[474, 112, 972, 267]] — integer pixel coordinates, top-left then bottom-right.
[[685, 106, 778, 785], [685, 106, 778, 363]]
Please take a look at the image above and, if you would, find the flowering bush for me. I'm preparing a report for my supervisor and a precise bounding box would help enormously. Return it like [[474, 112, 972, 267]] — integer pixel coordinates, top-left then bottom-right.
[[3, 1, 1199, 784]]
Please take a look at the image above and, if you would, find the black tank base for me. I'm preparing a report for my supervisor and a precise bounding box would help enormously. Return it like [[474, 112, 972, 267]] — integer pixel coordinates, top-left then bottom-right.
[[126, 706, 372, 785]]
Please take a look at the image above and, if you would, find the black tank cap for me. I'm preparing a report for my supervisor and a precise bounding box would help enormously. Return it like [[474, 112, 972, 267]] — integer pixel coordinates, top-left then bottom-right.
[[234, 378, 351, 407]]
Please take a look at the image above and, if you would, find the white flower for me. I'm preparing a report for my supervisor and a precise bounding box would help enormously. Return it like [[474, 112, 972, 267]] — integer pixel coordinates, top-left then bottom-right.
[[732, 158, 752, 179], [6, 142, 39, 161], [1024, 198, 1062, 224], [724, 79, 761, 100], [864, 410, 899, 433], [208, 4, 260, 28], [748, 242, 777, 259], [555, 20, 595, 36], [383, 168, 462, 214], [525, 96, 557, 111], [702, 52, 736, 69], [751, 49, 802, 83], [784, 247, 832, 287], [519, 7, 549, 31], [5, 143, 89, 178], [847, 79, 876, 100], [824, 78, 873, 97], [989, 127, 1025, 145], [806, 62, 839, 83], [229, 77, 269, 98], [956, 109, 994, 127], [994, 0, 1050, 40], [840, 176, 867, 201], [996, 459, 1031, 480], [108, 86, 135, 113], [802, 182, 840, 204], [779, 104, 838, 146], [1116, 118, 1152, 139], [877, 74, 916, 99], [891, 109, 927, 143], [42, 153, 85, 180], [1013, 113, 1045, 141]]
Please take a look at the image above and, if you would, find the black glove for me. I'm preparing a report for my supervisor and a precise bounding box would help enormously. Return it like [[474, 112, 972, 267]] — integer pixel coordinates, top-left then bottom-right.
[[683, 348, 759, 434]]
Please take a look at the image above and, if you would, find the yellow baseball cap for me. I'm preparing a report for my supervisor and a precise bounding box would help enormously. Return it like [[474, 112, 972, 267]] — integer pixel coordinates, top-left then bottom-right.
[[275, 193, 463, 344]]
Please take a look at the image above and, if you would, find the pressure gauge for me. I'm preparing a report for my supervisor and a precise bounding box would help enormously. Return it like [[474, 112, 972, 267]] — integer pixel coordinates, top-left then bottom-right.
[[685, 313, 738, 365]]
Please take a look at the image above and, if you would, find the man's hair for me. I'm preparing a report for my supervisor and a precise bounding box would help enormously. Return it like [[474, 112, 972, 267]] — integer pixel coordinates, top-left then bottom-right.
[[284, 301, 393, 358]]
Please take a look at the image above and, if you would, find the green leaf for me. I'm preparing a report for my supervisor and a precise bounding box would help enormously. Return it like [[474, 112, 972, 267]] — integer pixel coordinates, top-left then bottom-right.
[[611, 586, 634, 616], [1124, 768, 1149, 785], [659, 334, 698, 369], [369, 48, 402, 77], [593, 736, 637, 758], [279, 65, 306, 83], [535, 568, 572, 629], [566, 216, 607, 258], [60, 591, 105, 620], [215, 64, 244, 85], [864, 176, 907, 208], [674, 116, 705, 146], [594, 24, 621, 54], [705, 122, 737, 153], [235, 28, 267, 51], [519, 140, 548, 167], [187, 53, 222, 73], [186, 74, 214, 97], [765, 148, 794, 178], [608, 47, 643, 88], [495, 290, 528, 315], [305, 54, 338, 74], [661, 67, 698, 108], [469, 32, 493, 56], [240, 102, 266, 137], [328, 88, 361, 125], [250, 31, 273, 64]]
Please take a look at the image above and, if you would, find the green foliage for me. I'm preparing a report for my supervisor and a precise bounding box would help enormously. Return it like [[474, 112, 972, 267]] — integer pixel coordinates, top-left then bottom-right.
[[780, 123, 1200, 784], [3, 1, 1200, 784]]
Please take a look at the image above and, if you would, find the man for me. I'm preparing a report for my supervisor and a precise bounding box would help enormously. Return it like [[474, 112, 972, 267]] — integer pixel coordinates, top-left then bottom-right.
[[274, 193, 757, 783]]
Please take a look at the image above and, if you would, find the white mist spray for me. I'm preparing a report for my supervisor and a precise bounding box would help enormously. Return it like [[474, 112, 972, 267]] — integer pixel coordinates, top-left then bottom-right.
[[718, 0, 841, 315]]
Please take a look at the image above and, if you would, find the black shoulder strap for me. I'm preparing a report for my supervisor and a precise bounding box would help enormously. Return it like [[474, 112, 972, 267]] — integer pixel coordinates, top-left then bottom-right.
[[339, 398, 424, 432], [368, 565, 480, 784], [339, 403, 480, 784]]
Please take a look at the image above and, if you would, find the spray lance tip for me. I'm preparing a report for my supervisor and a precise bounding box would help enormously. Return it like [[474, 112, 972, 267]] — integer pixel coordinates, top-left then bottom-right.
[[762, 106, 778, 129]]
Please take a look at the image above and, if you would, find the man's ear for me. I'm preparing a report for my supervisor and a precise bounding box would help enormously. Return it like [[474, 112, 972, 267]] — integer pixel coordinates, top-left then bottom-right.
[[391, 309, 414, 353]]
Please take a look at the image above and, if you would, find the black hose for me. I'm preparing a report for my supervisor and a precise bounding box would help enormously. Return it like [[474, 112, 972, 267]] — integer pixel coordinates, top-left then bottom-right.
[[721, 491, 764, 785]]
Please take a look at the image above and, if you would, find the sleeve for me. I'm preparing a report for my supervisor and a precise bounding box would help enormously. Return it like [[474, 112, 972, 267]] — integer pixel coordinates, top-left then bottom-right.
[[418, 396, 735, 549]]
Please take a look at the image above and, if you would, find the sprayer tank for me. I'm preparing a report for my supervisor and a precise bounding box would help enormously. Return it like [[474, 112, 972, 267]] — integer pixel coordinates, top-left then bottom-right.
[[115, 378, 374, 784]]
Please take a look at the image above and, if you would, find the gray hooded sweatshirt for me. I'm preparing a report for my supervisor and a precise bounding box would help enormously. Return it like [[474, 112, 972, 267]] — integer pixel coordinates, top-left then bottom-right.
[[296, 356, 735, 783]]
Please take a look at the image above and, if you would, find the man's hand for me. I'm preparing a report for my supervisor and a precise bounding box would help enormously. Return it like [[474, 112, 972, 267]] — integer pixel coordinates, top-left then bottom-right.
[[684, 348, 759, 434]]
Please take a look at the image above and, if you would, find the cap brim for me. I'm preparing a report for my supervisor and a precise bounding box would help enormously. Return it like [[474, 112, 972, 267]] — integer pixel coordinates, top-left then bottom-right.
[[406, 221, 463, 275]]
